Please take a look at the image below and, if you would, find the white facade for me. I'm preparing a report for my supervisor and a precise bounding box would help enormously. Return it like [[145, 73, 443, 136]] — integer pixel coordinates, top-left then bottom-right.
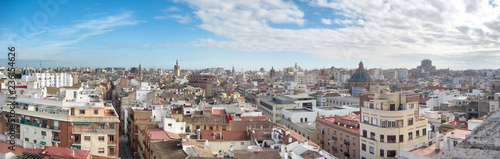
[[19, 72, 74, 88], [163, 118, 186, 134], [467, 119, 483, 130]]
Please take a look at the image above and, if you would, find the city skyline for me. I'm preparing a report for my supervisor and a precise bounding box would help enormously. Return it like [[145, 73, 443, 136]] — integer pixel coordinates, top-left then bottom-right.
[[2, 0, 500, 70]]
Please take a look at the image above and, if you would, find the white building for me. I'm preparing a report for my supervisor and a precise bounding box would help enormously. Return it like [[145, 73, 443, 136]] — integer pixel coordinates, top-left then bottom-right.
[[162, 118, 186, 134], [18, 70, 74, 88]]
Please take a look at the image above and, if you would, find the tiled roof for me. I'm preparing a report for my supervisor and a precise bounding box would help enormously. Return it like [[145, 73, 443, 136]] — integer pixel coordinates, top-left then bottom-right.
[[43, 146, 90, 159], [183, 116, 228, 125], [419, 97, 432, 103], [233, 149, 281, 159], [229, 120, 277, 131], [151, 139, 188, 159], [240, 116, 268, 121], [147, 128, 179, 140], [0, 141, 28, 156]]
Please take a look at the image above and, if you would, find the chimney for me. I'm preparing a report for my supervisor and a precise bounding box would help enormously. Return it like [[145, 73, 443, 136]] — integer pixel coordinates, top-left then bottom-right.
[[443, 133, 448, 150], [288, 136, 292, 143], [451, 132, 455, 138], [71, 149, 75, 157], [435, 131, 440, 150]]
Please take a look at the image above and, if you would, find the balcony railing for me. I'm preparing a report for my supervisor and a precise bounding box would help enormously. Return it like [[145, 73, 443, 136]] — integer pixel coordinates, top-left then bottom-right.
[[332, 136, 337, 140], [344, 152, 350, 157], [73, 128, 116, 134], [344, 140, 350, 145]]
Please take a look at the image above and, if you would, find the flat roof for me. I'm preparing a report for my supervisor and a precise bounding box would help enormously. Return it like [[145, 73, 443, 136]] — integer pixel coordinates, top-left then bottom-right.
[[284, 108, 314, 113]]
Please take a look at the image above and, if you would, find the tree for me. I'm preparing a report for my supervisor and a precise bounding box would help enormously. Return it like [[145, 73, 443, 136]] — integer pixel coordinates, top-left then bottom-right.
[[196, 95, 204, 104]]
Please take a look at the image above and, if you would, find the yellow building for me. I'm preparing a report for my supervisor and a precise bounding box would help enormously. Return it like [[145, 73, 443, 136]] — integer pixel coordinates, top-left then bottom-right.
[[359, 85, 428, 159]]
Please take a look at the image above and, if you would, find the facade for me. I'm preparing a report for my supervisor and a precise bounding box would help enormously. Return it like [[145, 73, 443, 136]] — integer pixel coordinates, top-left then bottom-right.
[[188, 75, 217, 89], [18, 70, 74, 88], [359, 85, 428, 159], [281, 108, 316, 140], [0, 88, 120, 158], [315, 114, 360, 159]]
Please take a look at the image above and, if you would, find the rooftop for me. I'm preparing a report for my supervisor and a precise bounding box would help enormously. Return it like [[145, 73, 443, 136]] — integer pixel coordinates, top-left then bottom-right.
[[151, 139, 188, 159]]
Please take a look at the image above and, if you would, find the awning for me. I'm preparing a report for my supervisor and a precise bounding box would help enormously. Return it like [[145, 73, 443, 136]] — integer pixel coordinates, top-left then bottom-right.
[[97, 123, 105, 124], [72, 145, 81, 148], [83, 122, 93, 125], [40, 141, 46, 145], [74, 122, 83, 125]]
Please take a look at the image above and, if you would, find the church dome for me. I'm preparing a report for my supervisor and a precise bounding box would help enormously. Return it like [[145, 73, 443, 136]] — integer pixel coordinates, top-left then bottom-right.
[[22, 69, 31, 76], [348, 61, 373, 82]]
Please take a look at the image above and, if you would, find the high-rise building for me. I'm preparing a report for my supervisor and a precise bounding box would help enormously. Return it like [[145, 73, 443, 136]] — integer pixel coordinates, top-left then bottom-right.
[[174, 60, 181, 77], [359, 85, 428, 159]]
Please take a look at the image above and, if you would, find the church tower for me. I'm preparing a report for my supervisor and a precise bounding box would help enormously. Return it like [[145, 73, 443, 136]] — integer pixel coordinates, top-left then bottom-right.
[[174, 60, 181, 77]]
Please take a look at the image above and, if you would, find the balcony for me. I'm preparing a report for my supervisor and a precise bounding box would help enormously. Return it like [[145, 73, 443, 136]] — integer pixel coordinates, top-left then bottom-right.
[[73, 128, 116, 134], [332, 147, 337, 151], [52, 137, 60, 141], [344, 140, 350, 145], [344, 152, 350, 157], [20, 119, 30, 125], [31, 122, 40, 127], [332, 136, 337, 140]]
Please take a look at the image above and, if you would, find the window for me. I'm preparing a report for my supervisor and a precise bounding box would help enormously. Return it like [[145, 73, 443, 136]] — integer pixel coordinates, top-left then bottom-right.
[[381, 119, 386, 128], [399, 134, 404, 142], [327, 128, 330, 135], [341, 133, 343, 140], [362, 143, 366, 151], [408, 132, 413, 140], [98, 148, 105, 153], [34, 140, 37, 144], [369, 146, 374, 154], [241, 142, 245, 145], [98, 124, 104, 129], [372, 117, 377, 126], [79, 110, 85, 114], [380, 135, 384, 142], [387, 150, 397, 157], [300, 118, 303, 122], [423, 128, 427, 136], [94, 109, 99, 114], [305, 118, 307, 122], [110, 124, 115, 129], [380, 149, 385, 157], [416, 130, 420, 137], [99, 136, 105, 141], [33, 129, 37, 134], [85, 136, 91, 141], [388, 135, 396, 143], [353, 137, 355, 145], [363, 116, 369, 123], [363, 130, 367, 138], [168, 123, 172, 127], [353, 149, 355, 158], [390, 104, 396, 110], [25, 138, 29, 141], [397, 120, 404, 127], [41, 131, 46, 136], [370, 132, 376, 140], [388, 120, 396, 128], [408, 118, 413, 126]]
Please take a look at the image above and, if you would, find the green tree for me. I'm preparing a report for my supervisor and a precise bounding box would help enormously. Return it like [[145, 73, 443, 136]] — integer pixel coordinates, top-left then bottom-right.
[[196, 95, 204, 104]]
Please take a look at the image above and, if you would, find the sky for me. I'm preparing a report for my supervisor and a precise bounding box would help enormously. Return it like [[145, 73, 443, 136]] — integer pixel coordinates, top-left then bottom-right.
[[1, 0, 500, 71]]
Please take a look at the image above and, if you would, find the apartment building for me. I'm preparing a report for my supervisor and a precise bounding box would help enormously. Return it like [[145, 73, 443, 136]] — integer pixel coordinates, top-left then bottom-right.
[[315, 114, 360, 159], [0, 87, 120, 158], [359, 85, 428, 159]]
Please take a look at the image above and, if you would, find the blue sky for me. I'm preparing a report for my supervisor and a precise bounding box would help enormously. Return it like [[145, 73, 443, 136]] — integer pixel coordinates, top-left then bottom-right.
[[1, 0, 500, 70]]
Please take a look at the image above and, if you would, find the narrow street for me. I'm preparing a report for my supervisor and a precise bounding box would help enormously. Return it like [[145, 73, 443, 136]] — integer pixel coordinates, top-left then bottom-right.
[[119, 136, 132, 159]]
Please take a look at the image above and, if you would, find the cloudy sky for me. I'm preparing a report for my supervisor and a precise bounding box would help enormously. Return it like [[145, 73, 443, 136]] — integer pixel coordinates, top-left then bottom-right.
[[1, 0, 499, 70]]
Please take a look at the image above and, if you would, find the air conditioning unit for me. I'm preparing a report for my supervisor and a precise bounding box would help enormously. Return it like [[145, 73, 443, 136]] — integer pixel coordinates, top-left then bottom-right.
[[70, 136, 74, 139], [70, 123, 74, 126]]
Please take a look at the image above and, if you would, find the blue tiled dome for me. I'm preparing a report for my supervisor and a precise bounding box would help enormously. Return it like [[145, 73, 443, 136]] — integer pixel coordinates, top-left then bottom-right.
[[22, 69, 31, 76]]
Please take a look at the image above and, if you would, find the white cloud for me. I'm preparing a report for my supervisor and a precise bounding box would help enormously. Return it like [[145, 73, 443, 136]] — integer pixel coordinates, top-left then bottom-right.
[[163, 6, 181, 12], [321, 18, 332, 25], [170, 14, 192, 24], [171, 0, 500, 68], [2, 11, 143, 60]]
